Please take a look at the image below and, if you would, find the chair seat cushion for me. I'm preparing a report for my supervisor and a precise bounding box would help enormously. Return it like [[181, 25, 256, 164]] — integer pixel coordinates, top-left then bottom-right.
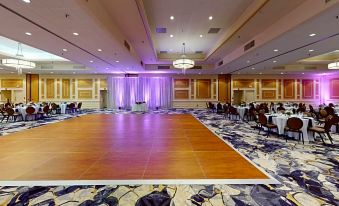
[[266, 124, 277, 128]]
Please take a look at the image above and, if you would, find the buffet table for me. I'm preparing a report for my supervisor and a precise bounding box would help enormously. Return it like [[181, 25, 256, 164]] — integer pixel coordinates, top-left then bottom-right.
[[132, 103, 148, 112]]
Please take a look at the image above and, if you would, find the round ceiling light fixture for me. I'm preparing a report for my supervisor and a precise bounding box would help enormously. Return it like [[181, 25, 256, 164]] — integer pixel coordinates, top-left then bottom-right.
[[173, 43, 195, 71]]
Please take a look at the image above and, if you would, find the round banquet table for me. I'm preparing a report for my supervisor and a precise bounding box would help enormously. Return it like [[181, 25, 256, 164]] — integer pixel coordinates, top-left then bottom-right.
[[132, 103, 148, 112], [236, 106, 249, 120], [60, 103, 67, 114], [16, 105, 40, 120], [264, 114, 315, 142]]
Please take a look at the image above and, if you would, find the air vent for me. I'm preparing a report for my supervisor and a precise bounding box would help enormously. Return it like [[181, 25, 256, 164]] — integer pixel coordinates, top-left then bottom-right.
[[124, 40, 130, 51], [192, 66, 202, 69], [159, 50, 167, 54], [195, 51, 203, 54], [218, 60, 223, 66], [208, 28, 221, 34], [125, 73, 138, 77], [304, 66, 317, 70], [156, 27, 167, 33], [272, 66, 285, 70], [158, 65, 170, 70], [244, 40, 255, 51]]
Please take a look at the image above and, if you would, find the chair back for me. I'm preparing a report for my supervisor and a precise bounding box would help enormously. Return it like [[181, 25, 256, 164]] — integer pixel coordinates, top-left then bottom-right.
[[258, 113, 268, 125], [5, 108, 14, 115], [77, 102, 82, 109], [51, 103, 58, 110], [324, 106, 335, 115], [43, 105, 49, 113], [69, 103, 76, 109], [319, 109, 328, 118], [287, 117, 303, 130], [26, 106, 35, 115]]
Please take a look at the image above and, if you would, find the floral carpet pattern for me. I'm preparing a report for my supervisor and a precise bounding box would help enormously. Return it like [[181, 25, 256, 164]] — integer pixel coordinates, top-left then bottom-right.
[[0, 109, 338, 206]]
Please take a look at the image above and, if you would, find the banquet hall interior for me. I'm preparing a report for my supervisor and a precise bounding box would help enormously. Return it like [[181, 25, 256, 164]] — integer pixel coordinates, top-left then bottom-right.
[[0, 0, 338, 205]]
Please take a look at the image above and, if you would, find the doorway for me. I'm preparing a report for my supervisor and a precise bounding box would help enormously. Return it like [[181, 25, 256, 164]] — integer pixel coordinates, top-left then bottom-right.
[[233, 90, 243, 105], [100, 90, 108, 109], [1, 90, 12, 103]]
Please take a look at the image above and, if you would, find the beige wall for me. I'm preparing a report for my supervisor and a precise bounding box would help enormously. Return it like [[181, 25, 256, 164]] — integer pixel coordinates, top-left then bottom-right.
[[0, 75, 26, 103], [39, 75, 107, 108]]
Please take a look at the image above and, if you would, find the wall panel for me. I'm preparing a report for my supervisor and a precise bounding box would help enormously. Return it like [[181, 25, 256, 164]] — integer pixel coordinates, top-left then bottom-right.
[[1, 79, 23, 88], [78, 79, 93, 88], [330, 78, 339, 99], [46, 79, 55, 99], [261, 79, 276, 88], [196, 79, 211, 99], [174, 90, 189, 99], [174, 79, 189, 88], [262, 90, 276, 99], [302, 79, 314, 99], [62, 79, 71, 99], [283, 79, 295, 99]]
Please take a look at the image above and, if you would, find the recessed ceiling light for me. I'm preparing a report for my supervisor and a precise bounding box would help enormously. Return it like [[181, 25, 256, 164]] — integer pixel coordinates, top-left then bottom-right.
[[246, 60, 250, 63], [280, 72, 284, 74], [25, 32, 32, 36], [200, 34, 203, 38], [198, 72, 201, 74], [251, 67, 255, 70], [73, 72, 76, 74], [273, 49, 278, 52], [97, 49, 102, 52], [73, 32, 79, 36], [115, 60, 119, 63], [302, 73, 305, 74], [259, 72, 262, 75], [22, 0, 31, 3], [62, 48, 67, 52], [273, 60, 277, 63], [309, 49, 314, 52], [90, 60, 94, 63], [309, 33, 316, 37], [106, 68, 109, 70], [170, 34, 174, 38], [170, 16, 174, 20], [50, 72, 54, 74], [10, 72, 14, 73], [209, 16, 213, 20]]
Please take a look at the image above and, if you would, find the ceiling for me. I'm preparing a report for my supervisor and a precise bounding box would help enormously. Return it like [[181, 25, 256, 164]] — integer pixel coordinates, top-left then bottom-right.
[[0, 0, 338, 75]]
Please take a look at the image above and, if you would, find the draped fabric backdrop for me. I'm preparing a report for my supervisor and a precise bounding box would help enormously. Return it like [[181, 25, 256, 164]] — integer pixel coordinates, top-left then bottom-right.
[[107, 77, 172, 109]]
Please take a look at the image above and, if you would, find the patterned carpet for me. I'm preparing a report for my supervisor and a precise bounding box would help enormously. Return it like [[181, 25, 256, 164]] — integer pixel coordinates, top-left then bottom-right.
[[0, 109, 338, 206]]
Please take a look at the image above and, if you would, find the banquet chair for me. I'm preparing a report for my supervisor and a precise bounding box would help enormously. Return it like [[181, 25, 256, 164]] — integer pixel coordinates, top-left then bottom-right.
[[318, 109, 328, 125], [229, 107, 240, 120], [258, 113, 277, 138], [1, 108, 21, 122], [25, 106, 37, 121], [51, 103, 60, 115], [37, 105, 51, 119], [76, 102, 82, 113], [309, 116, 338, 145], [66, 103, 76, 114], [284, 117, 304, 144]]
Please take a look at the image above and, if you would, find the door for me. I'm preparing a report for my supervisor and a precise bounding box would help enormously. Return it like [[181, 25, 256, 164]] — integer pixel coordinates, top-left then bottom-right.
[[100, 90, 108, 109], [233, 90, 243, 105], [1, 90, 12, 103], [244, 90, 255, 102]]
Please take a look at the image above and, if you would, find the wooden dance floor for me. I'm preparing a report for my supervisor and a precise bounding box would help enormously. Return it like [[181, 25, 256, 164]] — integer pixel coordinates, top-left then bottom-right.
[[0, 114, 271, 183]]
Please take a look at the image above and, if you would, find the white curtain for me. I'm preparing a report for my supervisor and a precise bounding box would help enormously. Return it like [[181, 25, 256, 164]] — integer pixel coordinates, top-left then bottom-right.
[[108, 77, 172, 109]]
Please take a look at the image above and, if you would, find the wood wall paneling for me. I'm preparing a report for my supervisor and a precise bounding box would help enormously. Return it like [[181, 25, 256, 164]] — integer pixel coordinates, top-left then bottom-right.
[[78, 79, 93, 88], [233, 79, 254, 88], [302, 79, 314, 99], [196, 79, 211, 99], [46, 79, 55, 99], [100, 79, 107, 89], [174, 79, 189, 88], [330, 78, 339, 99], [78, 90, 93, 99], [30, 74, 39, 102], [261, 79, 276, 88], [218, 75, 227, 102], [62, 79, 71, 99], [262, 90, 276, 99], [41, 78, 45, 99], [1, 79, 23, 88], [56, 79, 60, 98], [283, 79, 295, 99], [174, 90, 189, 99]]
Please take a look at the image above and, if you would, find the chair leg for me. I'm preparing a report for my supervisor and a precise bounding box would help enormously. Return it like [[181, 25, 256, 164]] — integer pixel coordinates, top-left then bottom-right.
[[318, 133, 326, 145], [284, 130, 288, 142], [301, 132, 304, 145], [267, 128, 270, 138], [326, 132, 333, 144], [258, 125, 261, 134]]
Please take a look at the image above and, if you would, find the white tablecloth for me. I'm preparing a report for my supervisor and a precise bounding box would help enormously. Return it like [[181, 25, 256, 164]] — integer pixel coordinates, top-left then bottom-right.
[[265, 114, 315, 142], [236, 107, 249, 120], [132, 103, 148, 112], [16, 105, 40, 120], [60, 103, 67, 114]]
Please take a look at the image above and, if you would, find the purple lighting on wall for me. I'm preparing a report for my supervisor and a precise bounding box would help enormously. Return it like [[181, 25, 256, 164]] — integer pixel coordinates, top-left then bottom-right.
[[108, 77, 172, 109]]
